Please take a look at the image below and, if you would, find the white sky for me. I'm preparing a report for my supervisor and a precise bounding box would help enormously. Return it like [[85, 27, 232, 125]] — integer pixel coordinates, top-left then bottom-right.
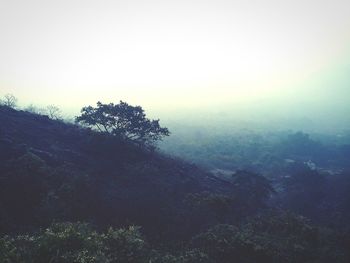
[[0, 0, 350, 118]]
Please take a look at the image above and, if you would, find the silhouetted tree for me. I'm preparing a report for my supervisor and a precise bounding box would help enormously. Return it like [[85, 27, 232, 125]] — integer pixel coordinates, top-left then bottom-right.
[[76, 101, 170, 146], [0, 94, 18, 108], [45, 105, 62, 120]]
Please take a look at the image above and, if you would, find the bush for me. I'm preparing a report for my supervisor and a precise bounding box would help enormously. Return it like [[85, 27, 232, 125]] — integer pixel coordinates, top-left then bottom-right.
[[191, 224, 268, 263], [0, 222, 149, 263], [103, 226, 148, 263]]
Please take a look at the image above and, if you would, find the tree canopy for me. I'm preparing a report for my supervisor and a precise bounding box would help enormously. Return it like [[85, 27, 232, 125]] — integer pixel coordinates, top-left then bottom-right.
[[231, 170, 275, 210], [76, 101, 170, 145]]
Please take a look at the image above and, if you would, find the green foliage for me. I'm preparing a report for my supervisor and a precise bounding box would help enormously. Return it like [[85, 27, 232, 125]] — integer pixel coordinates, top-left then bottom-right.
[[150, 249, 211, 263], [191, 224, 268, 263], [76, 101, 169, 146], [2, 219, 346, 263], [240, 212, 318, 263], [0, 236, 21, 263], [30, 222, 105, 263], [0, 223, 149, 263], [103, 226, 147, 263], [191, 212, 348, 263]]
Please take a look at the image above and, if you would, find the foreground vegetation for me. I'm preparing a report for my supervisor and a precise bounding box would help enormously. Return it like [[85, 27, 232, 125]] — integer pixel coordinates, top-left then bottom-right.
[[1, 215, 349, 263]]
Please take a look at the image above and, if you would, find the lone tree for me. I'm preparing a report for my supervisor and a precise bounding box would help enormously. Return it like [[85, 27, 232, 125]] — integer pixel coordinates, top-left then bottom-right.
[[76, 101, 170, 145], [45, 105, 62, 120]]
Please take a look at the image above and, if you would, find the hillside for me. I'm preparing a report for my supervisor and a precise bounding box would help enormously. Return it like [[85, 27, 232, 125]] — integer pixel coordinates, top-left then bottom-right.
[[0, 106, 234, 237], [0, 105, 349, 262]]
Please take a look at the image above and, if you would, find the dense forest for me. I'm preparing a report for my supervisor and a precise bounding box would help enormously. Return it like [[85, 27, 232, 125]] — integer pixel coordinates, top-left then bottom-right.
[[0, 100, 350, 262]]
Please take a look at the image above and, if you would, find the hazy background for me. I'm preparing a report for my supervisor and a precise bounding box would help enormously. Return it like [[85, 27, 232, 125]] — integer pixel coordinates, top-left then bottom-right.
[[1, 0, 350, 130]]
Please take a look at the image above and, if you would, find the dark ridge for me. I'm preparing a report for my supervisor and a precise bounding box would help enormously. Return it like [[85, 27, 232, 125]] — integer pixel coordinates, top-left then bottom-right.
[[0, 106, 236, 240]]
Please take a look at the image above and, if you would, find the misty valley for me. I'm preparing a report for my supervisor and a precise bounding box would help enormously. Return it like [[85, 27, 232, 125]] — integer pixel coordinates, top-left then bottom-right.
[[2, 0, 350, 261], [0, 97, 349, 263]]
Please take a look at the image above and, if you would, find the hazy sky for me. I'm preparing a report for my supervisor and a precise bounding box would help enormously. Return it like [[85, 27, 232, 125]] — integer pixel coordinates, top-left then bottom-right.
[[1, 0, 350, 123]]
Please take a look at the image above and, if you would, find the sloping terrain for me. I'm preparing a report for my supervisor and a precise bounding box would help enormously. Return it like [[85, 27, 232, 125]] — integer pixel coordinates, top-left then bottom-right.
[[1, 106, 349, 262], [0, 106, 233, 238]]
